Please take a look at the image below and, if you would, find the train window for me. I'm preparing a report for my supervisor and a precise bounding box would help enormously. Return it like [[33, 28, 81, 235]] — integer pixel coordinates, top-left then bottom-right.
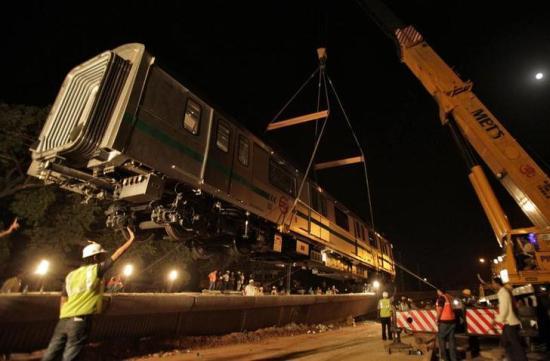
[[183, 99, 201, 135], [319, 196, 327, 217], [334, 207, 349, 231], [310, 186, 328, 217], [310, 185, 320, 211], [216, 121, 230, 152], [269, 159, 295, 196], [368, 233, 377, 248], [238, 136, 249, 166]]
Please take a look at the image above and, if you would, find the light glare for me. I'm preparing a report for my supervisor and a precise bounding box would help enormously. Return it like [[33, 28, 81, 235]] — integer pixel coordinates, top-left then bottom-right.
[[35, 260, 50, 276], [168, 270, 178, 281], [123, 264, 134, 277]]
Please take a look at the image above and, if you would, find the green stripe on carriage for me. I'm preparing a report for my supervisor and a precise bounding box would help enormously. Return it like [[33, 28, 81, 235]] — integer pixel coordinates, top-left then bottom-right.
[[124, 113, 273, 202], [125, 113, 204, 163]]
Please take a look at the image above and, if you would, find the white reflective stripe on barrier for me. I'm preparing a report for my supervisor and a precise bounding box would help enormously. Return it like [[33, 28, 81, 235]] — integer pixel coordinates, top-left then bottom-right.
[[466, 308, 503, 335], [396, 310, 438, 333]]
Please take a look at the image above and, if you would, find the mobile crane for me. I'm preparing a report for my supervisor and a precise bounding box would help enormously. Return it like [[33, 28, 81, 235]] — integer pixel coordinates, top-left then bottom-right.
[[357, 0, 550, 287]]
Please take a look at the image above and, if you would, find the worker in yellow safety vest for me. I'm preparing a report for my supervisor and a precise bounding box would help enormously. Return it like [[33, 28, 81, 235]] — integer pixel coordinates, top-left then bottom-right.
[[436, 288, 457, 361], [377, 291, 393, 341], [42, 227, 135, 361]]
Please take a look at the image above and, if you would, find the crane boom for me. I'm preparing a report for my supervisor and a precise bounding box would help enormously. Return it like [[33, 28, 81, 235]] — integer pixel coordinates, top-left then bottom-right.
[[359, 0, 550, 284], [360, 0, 550, 229]]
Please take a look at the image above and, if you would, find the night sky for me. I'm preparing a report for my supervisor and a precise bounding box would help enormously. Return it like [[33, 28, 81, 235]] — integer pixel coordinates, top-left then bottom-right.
[[2, 1, 550, 289]]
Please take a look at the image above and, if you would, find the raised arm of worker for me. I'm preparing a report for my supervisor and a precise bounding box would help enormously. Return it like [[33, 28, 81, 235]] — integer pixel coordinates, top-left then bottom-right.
[[110, 227, 136, 262], [0, 218, 19, 238]]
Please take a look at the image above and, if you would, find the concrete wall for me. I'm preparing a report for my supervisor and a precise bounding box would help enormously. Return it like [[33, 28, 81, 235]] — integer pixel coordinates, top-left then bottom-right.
[[0, 292, 377, 353]]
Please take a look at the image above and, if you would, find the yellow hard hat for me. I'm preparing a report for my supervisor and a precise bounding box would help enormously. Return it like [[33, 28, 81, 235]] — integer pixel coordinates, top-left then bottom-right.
[[462, 288, 472, 296]]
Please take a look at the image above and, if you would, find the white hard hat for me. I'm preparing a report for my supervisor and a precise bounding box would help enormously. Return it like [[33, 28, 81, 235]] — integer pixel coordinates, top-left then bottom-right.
[[82, 242, 107, 259], [382, 291, 389, 298]]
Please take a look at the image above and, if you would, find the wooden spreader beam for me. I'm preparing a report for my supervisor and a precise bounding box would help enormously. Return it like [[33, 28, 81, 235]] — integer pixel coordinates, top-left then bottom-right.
[[314, 156, 364, 170], [266, 110, 329, 131]]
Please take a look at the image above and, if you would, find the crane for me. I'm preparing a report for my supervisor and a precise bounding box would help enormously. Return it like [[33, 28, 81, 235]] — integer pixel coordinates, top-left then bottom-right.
[[358, 0, 550, 286]]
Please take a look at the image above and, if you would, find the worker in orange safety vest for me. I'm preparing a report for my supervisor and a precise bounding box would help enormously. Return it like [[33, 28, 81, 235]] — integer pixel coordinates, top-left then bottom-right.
[[436, 288, 457, 361]]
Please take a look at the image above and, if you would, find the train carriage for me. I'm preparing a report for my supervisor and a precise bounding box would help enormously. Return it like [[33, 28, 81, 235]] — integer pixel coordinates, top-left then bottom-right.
[[28, 43, 395, 281]]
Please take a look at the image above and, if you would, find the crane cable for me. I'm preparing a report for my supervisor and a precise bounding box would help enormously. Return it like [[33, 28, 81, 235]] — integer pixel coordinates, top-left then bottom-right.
[[283, 66, 331, 227], [326, 76, 437, 291], [266, 67, 320, 132], [391, 259, 438, 290], [326, 76, 375, 233]]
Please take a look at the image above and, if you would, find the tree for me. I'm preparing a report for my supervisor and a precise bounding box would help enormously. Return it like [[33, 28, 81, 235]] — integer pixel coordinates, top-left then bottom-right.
[[0, 103, 49, 199]]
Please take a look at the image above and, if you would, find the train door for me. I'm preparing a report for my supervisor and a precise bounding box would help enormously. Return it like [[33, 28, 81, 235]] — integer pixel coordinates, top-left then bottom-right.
[[229, 132, 252, 204], [204, 115, 235, 193], [250, 143, 272, 217]]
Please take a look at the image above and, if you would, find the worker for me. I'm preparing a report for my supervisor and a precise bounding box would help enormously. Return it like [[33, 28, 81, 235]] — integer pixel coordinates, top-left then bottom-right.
[[1, 273, 23, 293], [0, 218, 19, 238], [436, 288, 457, 361], [492, 277, 527, 361], [221, 270, 230, 291], [106, 276, 123, 293], [208, 269, 217, 290], [398, 296, 410, 311], [243, 279, 256, 296], [461, 289, 477, 307], [377, 291, 392, 341], [515, 237, 536, 270], [42, 227, 136, 361]]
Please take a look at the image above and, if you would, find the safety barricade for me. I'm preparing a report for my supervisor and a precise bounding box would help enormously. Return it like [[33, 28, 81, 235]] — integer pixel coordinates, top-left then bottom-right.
[[396, 309, 438, 333], [465, 308, 503, 336]]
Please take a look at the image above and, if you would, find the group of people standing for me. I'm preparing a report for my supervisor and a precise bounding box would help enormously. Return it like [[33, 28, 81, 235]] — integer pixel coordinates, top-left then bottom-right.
[[207, 270, 246, 291], [377, 278, 528, 361], [207, 270, 281, 296]]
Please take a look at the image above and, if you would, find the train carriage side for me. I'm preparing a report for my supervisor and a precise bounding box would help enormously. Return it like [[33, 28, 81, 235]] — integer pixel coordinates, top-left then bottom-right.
[[125, 66, 212, 187]]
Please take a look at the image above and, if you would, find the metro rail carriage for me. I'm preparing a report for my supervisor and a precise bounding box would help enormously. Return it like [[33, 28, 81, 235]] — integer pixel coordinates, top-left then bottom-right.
[[28, 43, 395, 281]]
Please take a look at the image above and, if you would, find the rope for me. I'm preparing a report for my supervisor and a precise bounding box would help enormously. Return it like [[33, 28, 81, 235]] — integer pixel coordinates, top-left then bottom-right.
[[265, 67, 321, 131], [314, 63, 323, 138], [327, 75, 376, 233], [391, 259, 438, 290]]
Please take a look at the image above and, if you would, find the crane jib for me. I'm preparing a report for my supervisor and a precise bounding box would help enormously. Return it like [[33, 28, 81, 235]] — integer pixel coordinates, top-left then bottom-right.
[[471, 109, 505, 140]]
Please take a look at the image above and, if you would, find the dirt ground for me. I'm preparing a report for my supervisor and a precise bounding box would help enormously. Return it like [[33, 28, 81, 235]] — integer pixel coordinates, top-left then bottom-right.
[[130, 322, 443, 361], [9, 321, 547, 361]]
